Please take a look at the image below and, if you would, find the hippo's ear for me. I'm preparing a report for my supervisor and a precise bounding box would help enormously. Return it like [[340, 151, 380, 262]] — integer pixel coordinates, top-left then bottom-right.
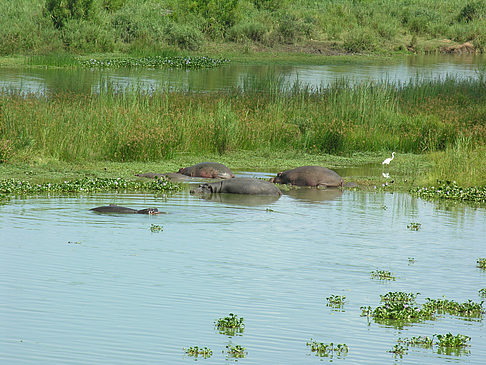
[[277, 172, 283, 177]]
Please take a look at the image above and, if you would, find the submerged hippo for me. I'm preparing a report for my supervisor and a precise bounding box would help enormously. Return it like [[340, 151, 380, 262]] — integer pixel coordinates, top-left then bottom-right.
[[190, 178, 281, 196], [269, 166, 343, 188], [179, 162, 234, 179], [90, 204, 160, 214]]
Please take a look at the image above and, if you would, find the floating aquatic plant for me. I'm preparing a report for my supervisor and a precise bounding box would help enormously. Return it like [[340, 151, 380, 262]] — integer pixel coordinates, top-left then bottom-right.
[[326, 295, 346, 309], [81, 56, 229, 69], [394, 333, 470, 357], [224, 344, 246, 358], [215, 313, 245, 336], [411, 181, 486, 204], [0, 177, 181, 197], [371, 270, 396, 281], [435, 333, 471, 348], [423, 298, 484, 318], [407, 222, 421, 231], [397, 336, 434, 347], [150, 224, 163, 232], [388, 344, 408, 357], [184, 346, 213, 358], [479, 288, 486, 298], [408, 257, 416, 264], [306, 340, 349, 358], [477, 258, 486, 269]]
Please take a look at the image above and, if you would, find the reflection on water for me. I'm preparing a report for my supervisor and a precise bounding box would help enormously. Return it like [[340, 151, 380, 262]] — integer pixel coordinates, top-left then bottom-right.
[[1, 188, 485, 365], [1, 54, 485, 95]]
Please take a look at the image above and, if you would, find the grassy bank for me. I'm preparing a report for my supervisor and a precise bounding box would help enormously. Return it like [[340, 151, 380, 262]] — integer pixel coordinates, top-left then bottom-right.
[[1, 0, 485, 57], [1, 75, 485, 187]]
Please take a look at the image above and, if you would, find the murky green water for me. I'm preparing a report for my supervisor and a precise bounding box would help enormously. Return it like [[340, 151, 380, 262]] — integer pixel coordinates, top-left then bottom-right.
[[1, 175, 485, 364], [1, 54, 484, 95]]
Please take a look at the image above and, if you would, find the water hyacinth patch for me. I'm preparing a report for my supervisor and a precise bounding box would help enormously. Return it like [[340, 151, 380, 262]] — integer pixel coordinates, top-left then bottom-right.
[[81, 56, 230, 70], [397, 336, 434, 347], [388, 344, 408, 357], [477, 258, 486, 269], [184, 346, 213, 358], [326, 295, 346, 309], [150, 224, 163, 233], [394, 333, 470, 357], [479, 289, 486, 298], [224, 344, 246, 358], [423, 298, 484, 318], [411, 181, 486, 204], [407, 222, 421, 231], [0, 177, 181, 196], [215, 313, 245, 336], [306, 340, 349, 358], [371, 270, 396, 281]]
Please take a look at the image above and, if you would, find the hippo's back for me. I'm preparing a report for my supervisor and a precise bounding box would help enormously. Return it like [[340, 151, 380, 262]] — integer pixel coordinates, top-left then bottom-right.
[[280, 166, 343, 187]]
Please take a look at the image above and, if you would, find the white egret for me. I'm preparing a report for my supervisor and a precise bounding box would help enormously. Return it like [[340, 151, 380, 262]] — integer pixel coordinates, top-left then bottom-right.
[[382, 152, 395, 165]]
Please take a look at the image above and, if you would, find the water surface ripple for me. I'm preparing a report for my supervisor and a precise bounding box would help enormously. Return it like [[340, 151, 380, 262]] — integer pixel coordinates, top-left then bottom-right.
[[1, 189, 485, 364]]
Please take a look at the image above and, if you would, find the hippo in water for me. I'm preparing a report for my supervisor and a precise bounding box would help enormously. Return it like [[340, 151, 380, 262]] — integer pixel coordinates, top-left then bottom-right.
[[179, 162, 234, 179], [90, 204, 160, 214], [190, 177, 281, 196], [269, 166, 343, 188]]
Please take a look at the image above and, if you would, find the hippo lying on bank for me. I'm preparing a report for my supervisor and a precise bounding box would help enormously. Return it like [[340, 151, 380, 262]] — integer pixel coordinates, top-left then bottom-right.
[[179, 162, 234, 179], [269, 166, 343, 188], [90, 204, 160, 214], [190, 178, 282, 196]]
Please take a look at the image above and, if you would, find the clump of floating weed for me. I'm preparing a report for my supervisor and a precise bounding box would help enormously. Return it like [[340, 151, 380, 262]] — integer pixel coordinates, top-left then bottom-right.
[[394, 333, 471, 357], [371, 270, 396, 281], [81, 56, 229, 69], [306, 340, 349, 358], [477, 258, 486, 269], [411, 181, 486, 204], [0, 177, 181, 196], [361, 292, 434, 324], [215, 313, 245, 336], [224, 344, 246, 358], [407, 222, 421, 231], [184, 346, 213, 359], [150, 224, 163, 233], [479, 289, 486, 298], [326, 295, 346, 310], [423, 298, 484, 318], [389, 344, 408, 357]]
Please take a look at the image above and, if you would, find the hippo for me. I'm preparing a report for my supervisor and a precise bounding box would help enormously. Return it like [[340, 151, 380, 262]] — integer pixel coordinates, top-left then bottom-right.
[[178, 162, 234, 179], [90, 204, 160, 214], [269, 166, 343, 188], [190, 178, 282, 196]]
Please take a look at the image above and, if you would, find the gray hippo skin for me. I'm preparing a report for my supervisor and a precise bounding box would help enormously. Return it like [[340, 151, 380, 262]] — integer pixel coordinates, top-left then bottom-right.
[[90, 204, 160, 214], [191, 178, 282, 196], [269, 166, 343, 187], [179, 162, 234, 179]]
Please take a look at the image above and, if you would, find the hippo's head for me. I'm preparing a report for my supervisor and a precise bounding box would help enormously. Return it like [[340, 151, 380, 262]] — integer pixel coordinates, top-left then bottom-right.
[[137, 208, 160, 215], [190, 183, 213, 195], [269, 172, 284, 184]]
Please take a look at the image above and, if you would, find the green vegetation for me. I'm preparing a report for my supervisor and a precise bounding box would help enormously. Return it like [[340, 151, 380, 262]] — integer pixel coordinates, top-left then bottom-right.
[[423, 298, 485, 317], [411, 181, 486, 204], [2, 0, 485, 56], [407, 222, 422, 231], [394, 333, 471, 357], [362, 292, 484, 327], [150, 224, 163, 232], [477, 258, 486, 269], [224, 344, 247, 358], [215, 313, 245, 336], [0, 177, 180, 202], [1, 75, 486, 189], [326, 295, 346, 309], [371, 270, 396, 281], [80, 55, 229, 69], [306, 340, 349, 358], [479, 289, 486, 298], [184, 346, 213, 358]]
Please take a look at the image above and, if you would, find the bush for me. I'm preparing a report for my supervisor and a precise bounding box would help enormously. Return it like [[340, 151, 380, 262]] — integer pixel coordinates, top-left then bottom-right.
[[457, 2, 486, 23], [165, 22, 204, 50], [343, 28, 378, 53], [62, 19, 114, 53], [228, 21, 266, 42], [44, 0, 95, 29]]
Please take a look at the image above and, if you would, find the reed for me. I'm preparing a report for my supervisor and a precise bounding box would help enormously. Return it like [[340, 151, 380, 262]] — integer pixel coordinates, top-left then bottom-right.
[[1, 76, 485, 186]]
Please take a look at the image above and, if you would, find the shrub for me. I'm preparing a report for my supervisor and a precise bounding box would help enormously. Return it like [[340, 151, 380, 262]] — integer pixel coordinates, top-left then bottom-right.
[[228, 21, 266, 42], [165, 22, 204, 50], [343, 28, 377, 53], [44, 0, 95, 29], [61, 19, 114, 53], [457, 2, 486, 23]]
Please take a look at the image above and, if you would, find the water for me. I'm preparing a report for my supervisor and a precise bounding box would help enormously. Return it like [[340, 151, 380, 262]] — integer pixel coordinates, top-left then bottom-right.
[[1, 54, 485, 95], [1, 180, 485, 364]]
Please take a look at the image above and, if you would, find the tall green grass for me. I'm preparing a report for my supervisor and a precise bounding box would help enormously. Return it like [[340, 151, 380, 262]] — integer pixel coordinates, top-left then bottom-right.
[[1, 77, 485, 175]]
